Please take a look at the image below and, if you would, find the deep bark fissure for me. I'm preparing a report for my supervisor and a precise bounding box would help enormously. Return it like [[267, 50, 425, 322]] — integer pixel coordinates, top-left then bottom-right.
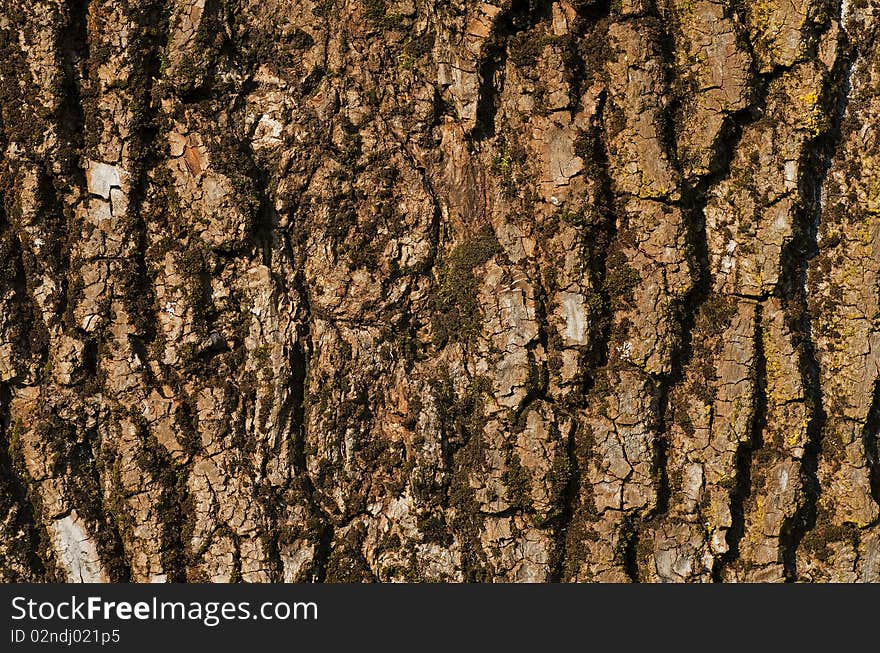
[[713, 302, 767, 580], [472, 0, 554, 141], [863, 382, 880, 513], [778, 14, 856, 579], [553, 85, 619, 581], [0, 381, 48, 580]]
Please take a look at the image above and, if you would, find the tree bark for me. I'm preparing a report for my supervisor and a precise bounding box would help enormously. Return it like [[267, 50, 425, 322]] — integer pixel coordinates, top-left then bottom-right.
[[1, 0, 879, 583]]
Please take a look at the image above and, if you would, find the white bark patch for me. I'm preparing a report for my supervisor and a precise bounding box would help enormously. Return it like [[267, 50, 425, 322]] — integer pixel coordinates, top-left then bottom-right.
[[560, 291, 588, 345], [783, 160, 797, 190], [252, 114, 283, 149], [50, 510, 109, 583], [86, 161, 122, 199]]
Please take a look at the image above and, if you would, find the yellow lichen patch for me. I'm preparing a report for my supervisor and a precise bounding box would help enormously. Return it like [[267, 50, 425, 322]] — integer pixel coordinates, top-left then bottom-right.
[[799, 91, 819, 106], [797, 90, 824, 135], [787, 421, 809, 448]]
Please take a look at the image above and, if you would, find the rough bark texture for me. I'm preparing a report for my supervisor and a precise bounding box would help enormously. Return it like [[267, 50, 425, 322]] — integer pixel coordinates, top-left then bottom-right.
[[1, 0, 879, 583]]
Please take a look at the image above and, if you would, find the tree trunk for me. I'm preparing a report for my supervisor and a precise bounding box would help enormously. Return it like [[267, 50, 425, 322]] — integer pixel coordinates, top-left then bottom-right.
[[1, 0, 879, 583]]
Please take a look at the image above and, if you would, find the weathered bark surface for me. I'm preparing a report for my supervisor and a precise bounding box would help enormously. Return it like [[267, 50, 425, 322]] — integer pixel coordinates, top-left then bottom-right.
[[1, 0, 879, 583]]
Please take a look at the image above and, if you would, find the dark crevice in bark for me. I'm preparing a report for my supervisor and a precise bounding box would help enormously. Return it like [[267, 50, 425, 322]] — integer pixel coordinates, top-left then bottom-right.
[[576, 0, 612, 20], [514, 286, 552, 420], [650, 422, 671, 518], [653, 5, 684, 174], [128, 400, 189, 581], [713, 302, 766, 580], [312, 519, 335, 584], [258, 338, 312, 581], [112, 0, 171, 344], [472, 0, 553, 141], [49, 0, 90, 324], [577, 90, 618, 386], [647, 172, 711, 530], [620, 513, 641, 582], [233, 75, 277, 268], [554, 87, 618, 581], [549, 418, 579, 582], [287, 269, 333, 583], [0, 381, 47, 580], [160, 473, 192, 582], [259, 497, 284, 583], [70, 423, 132, 582], [229, 531, 243, 582], [862, 382, 880, 513], [778, 35, 853, 302], [33, 173, 72, 333], [779, 327, 826, 580], [60, 0, 89, 154], [563, 1, 611, 102], [382, 123, 444, 281], [778, 19, 854, 580]]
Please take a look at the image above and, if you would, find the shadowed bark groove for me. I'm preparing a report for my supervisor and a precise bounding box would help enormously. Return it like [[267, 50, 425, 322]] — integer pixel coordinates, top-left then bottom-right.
[[778, 17, 855, 580], [712, 302, 766, 580]]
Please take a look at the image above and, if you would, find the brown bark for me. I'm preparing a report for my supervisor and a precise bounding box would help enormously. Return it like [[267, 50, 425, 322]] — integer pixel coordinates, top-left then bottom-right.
[[1, 0, 879, 582]]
